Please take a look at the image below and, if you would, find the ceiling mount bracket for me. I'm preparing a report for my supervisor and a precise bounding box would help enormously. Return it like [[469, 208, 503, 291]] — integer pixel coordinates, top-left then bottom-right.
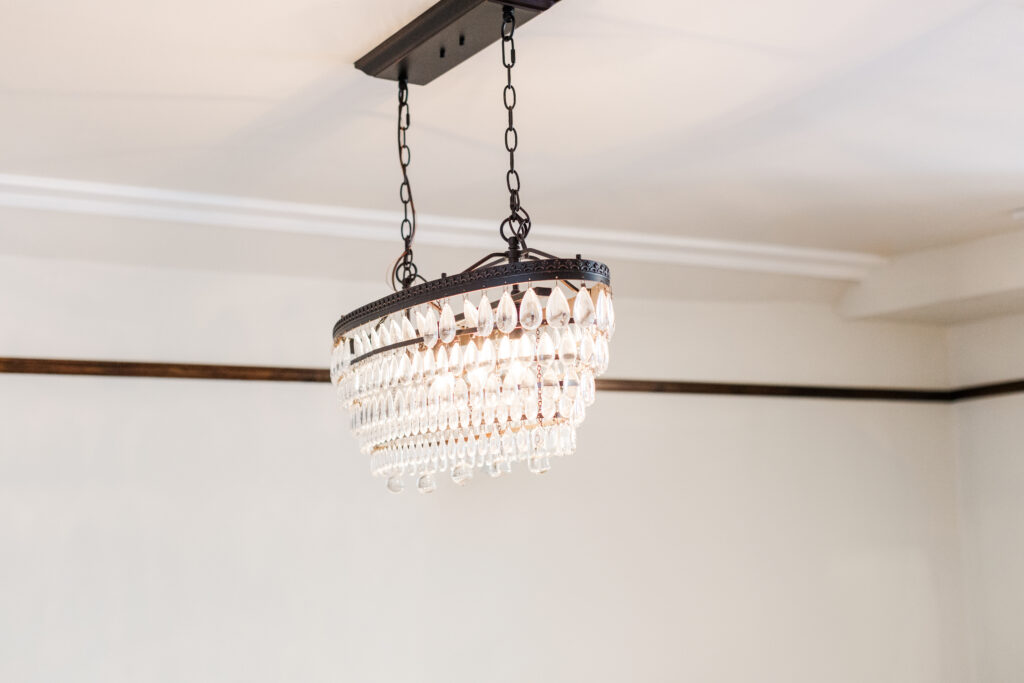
[[354, 0, 560, 85]]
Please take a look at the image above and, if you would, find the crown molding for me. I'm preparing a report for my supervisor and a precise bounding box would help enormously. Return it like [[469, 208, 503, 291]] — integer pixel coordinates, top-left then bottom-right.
[[0, 174, 884, 281]]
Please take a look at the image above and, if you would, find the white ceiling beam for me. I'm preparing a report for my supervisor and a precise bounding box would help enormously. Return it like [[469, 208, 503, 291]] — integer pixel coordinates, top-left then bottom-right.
[[839, 229, 1024, 323]]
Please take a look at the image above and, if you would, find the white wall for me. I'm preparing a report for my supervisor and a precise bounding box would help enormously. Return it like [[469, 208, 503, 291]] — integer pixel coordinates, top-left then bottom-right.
[[0, 376, 967, 683], [0, 254, 950, 388], [956, 394, 1024, 683], [947, 312, 1024, 387], [0, 254, 976, 682], [949, 314, 1024, 682]]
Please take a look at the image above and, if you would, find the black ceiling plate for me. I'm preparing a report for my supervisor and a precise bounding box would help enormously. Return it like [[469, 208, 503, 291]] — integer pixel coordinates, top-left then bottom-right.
[[355, 0, 560, 85]]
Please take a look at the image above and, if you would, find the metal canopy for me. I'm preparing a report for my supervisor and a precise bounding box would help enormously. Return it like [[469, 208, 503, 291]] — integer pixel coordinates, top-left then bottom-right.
[[354, 0, 559, 85]]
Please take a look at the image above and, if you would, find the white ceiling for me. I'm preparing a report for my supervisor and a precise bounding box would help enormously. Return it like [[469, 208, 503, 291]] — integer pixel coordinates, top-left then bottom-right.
[[1, 0, 1023, 320], [3, 0, 1023, 251]]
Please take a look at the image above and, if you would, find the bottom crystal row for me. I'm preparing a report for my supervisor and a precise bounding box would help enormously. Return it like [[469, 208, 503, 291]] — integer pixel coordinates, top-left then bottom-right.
[[371, 421, 577, 493]]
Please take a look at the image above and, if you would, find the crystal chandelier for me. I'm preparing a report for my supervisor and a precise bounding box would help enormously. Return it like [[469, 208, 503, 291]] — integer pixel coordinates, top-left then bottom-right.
[[330, 4, 614, 493]]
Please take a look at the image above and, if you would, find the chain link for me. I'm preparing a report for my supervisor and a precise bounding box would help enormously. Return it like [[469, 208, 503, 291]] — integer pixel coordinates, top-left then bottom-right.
[[498, 5, 531, 252], [393, 78, 420, 289]]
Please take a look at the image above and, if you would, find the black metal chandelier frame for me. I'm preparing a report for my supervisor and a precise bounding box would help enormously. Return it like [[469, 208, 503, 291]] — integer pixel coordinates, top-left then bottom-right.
[[334, 0, 609, 346]]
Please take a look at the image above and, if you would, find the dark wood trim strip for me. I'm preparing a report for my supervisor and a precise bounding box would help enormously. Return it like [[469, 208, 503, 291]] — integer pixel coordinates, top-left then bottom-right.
[[1, 357, 1021, 403], [0, 357, 328, 383], [949, 379, 1024, 402], [594, 379, 949, 402]]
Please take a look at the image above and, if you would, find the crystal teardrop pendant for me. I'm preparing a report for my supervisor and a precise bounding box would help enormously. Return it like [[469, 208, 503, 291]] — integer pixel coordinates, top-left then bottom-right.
[[418, 309, 438, 348], [580, 369, 596, 406], [484, 375, 500, 409], [453, 377, 469, 407], [579, 332, 595, 364], [463, 297, 478, 328], [558, 330, 577, 361], [448, 342, 462, 373], [438, 302, 457, 344], [451, 463, 473, 486], [402, 316, 417, 341], [595, 289, 611, 332], [417, 474, 437, 494], [411, 349, 422, 379], [519, 288, 543, 331], [463, 340, 477, 369], [497, 335, 513, 367], [594, 336, 610, 374], [476, 294, 494, 337], [517, 333, 535, 362], [537, 330, 556, 363], [529, 455, 551, 475], [573, 287, 596, 327], [607, 296, 616, 338], [478, 338, 496, 371], [563, 367, 580, 399], [496, 290, 518, 334], [546, 287, 571, 328]]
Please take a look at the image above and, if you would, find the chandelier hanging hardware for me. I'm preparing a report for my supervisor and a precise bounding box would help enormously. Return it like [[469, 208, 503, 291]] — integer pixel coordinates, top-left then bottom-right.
[[333, 1, 614, 493], [498, 5, 531, 257], [354, 0, 559, 86], [390, 77, 425, 291]]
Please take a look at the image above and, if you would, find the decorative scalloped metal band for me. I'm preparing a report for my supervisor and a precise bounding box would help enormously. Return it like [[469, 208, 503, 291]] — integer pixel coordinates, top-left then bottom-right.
[[332, 257, 611, 340]]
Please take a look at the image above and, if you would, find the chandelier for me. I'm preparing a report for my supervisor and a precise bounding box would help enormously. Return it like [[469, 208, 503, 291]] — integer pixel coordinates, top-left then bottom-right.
[[330, 2, 614, 493]]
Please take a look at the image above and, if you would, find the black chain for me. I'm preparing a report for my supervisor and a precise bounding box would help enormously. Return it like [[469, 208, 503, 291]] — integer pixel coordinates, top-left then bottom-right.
[[498, 5, 531, 253], [392, 78, 421, 290]]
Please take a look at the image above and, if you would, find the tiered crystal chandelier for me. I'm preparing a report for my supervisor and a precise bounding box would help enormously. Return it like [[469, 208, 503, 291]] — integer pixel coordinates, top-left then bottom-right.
[[331, 4, 614, 493]]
